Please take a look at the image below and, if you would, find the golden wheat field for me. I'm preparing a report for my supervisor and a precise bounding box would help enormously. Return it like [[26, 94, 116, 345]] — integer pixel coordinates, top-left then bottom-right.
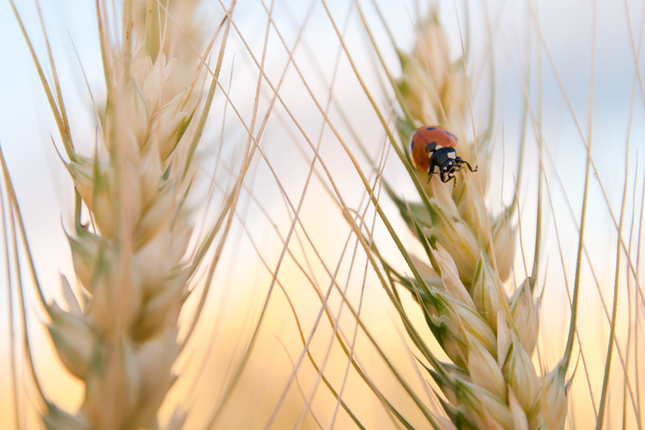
[[0, 0, 643, 429]]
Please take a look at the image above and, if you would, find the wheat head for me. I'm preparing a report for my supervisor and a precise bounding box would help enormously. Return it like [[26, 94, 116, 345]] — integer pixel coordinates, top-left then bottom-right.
[[12, 1, 240, 428], [387, 9, 568, 430]]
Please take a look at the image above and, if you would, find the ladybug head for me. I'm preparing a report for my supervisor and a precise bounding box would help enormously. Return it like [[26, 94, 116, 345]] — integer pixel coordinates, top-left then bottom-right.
[[428, 147, 476, 184], [439, 159, 460, 182], [429, 147, 458, 173]]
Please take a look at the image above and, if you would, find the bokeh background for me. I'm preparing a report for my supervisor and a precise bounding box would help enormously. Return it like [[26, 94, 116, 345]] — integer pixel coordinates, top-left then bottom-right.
[[1, 0, 644, 428]]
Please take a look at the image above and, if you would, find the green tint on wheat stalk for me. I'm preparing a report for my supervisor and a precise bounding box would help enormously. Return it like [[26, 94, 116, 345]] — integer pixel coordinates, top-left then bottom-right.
[[389, 10, 570, 430], [3, 0, 251, 428]]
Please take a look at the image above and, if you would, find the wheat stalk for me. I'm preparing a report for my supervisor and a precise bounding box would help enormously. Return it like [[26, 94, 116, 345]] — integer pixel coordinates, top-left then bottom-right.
[[374, 8, 569, 429], [4, 0, 247, 428]]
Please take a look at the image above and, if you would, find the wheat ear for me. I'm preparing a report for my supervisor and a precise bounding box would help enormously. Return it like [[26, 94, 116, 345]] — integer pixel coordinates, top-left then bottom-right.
[[386, 9, 568, 429], [8, 1, 242, 428]]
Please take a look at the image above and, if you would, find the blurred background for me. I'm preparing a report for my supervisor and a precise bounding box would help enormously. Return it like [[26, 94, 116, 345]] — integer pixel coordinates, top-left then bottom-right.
[[1, 0, 644, 428]]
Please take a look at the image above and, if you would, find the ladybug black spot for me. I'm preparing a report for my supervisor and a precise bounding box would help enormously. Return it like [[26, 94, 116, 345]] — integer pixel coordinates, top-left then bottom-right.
[[426, 127, 436, 131], [425, 142, 437, 153]]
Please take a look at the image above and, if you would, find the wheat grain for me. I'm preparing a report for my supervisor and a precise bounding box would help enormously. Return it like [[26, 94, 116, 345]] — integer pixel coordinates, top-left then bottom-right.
[[8, 1, 241, 428], [387, 7, 568, 429]]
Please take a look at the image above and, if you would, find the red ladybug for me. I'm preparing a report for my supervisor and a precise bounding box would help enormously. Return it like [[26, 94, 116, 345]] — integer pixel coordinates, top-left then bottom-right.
[[409, 126, 476, 184]]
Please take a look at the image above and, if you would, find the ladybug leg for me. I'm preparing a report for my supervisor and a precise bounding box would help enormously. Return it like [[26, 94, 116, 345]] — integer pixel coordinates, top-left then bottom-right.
[[438, 171, 457, 186]]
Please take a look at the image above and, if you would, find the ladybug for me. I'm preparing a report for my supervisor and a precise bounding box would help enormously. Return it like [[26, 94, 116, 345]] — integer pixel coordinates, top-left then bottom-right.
[[409, 126, 477, 184]]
